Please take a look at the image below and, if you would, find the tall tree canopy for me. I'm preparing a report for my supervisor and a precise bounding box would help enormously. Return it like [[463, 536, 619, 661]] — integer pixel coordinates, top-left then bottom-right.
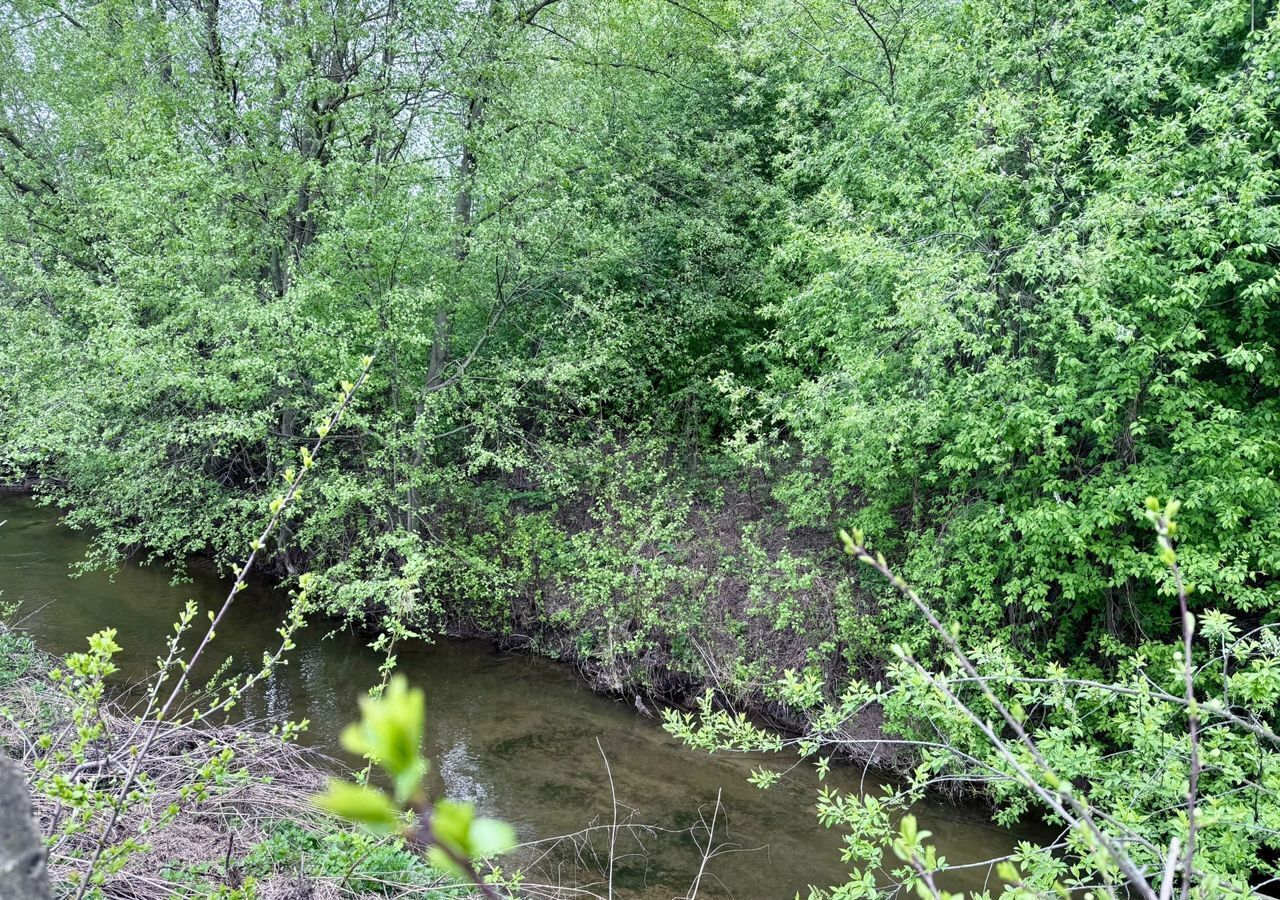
[[2, 0, 1278, 683]]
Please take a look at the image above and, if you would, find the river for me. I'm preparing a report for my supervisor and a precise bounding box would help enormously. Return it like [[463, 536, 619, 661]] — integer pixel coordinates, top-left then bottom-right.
[[0, 495, 1023, 898]]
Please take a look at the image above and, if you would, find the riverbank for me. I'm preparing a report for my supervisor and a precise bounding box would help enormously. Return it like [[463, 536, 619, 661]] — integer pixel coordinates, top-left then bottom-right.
[[0, 624, 475, 899], [3, 483, 902, 773], [0, 493, 1024, 898]]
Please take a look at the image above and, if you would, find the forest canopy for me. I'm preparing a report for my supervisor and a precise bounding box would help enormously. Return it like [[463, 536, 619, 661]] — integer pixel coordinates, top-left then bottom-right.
[[0, 0, 1277, 731], [4, 0, 1280, 896]]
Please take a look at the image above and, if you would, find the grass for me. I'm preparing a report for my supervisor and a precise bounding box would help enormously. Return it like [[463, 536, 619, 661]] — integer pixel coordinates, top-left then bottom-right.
[[0, 622, 472, 900]]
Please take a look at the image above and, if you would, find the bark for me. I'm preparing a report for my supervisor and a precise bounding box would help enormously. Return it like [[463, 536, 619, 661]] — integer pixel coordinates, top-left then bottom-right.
[[427, 91, 484, 392], [202, 0, 234, 147]]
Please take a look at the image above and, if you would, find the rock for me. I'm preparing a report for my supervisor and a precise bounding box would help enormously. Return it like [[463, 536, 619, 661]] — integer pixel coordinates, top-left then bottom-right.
[[0, 756, 51, 900]]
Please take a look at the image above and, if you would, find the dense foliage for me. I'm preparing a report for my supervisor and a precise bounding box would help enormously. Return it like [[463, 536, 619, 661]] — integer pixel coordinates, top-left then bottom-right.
[[670, 503, 1280, 898], [734, 0, 1280, 655], [3, 0, 1280, 893], [4, 0, 1278, 679]]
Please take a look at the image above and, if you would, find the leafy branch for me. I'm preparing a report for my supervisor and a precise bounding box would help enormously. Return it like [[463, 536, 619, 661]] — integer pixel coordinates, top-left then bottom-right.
[[72, 354, 377, 899], [314, 674, 516, 899]]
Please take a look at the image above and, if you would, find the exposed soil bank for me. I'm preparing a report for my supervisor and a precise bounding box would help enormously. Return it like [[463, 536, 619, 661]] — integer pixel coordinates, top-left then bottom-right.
[[5, 483, 898, 770]]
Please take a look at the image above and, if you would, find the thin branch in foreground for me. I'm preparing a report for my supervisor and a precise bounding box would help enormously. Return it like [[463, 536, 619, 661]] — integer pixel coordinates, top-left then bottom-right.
[[839, 529, 1158, 900], [73, 354, 377, 900]]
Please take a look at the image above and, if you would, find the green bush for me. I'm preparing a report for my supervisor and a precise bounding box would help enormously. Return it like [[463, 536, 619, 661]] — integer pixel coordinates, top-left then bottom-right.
[[243, 822, 442, 897]]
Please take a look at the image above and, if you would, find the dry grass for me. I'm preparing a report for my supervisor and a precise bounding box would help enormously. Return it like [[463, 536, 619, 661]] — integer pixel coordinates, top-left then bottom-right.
[[0, 645, 462, 900]]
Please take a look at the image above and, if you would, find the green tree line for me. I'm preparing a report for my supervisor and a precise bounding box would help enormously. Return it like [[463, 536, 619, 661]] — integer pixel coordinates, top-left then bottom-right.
[[0, 0, 1276, 766], [4, 0, 1280, 894]]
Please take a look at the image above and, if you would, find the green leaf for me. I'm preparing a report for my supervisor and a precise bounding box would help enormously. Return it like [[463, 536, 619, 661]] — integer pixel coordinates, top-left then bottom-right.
[[313, 781, 398, 832]]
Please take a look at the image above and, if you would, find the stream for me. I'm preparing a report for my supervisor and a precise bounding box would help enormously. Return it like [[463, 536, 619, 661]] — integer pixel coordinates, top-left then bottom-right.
[[0, 495, 1025, 898]]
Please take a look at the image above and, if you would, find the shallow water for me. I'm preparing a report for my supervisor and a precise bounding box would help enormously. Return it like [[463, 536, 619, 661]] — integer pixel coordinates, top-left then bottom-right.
[[0, 495, 1021, 898]]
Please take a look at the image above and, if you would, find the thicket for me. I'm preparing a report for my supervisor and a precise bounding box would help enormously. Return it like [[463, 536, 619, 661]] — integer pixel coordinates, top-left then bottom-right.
[[670, 501, 1280, 898], [0, 379, 525, 898], [3, 0, 1276, 688], [1, 0, 1279, 894]]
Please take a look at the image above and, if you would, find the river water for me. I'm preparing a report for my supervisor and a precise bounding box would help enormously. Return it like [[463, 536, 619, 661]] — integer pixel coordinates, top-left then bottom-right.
[[0, 495, 1022, 898]]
